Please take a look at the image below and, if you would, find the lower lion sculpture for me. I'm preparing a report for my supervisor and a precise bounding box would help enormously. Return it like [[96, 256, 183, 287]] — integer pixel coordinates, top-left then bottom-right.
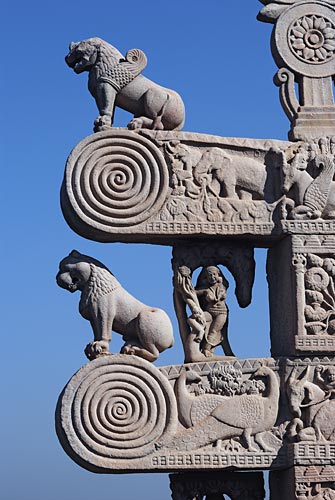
[[65, 37, 185, 132], [56, 250, 174, 361]]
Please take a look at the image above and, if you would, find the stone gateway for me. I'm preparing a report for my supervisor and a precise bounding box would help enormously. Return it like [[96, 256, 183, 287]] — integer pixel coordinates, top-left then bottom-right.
[[56, 2, 335, 498]]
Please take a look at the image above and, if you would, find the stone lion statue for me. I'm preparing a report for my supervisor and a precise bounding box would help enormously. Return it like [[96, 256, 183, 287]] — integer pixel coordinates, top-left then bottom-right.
[[56, 250, 174, 361], [65, 37, 185, 132]]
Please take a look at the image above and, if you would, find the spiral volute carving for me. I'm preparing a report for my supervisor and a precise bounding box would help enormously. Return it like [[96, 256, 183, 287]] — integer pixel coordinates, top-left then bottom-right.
[[63, 130, 169, 233], [56, 355, 177, 469]]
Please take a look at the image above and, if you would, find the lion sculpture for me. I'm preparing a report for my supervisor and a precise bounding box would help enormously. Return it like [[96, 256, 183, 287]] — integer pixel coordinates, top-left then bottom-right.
[[56, 250, 174, 362], [65, 37, 185, 132]]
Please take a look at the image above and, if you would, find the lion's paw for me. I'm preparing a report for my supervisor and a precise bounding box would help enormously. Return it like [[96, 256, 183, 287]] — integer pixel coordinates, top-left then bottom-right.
[[120, 344, 136, 356], [93, 115, 112, 133], [85, 340, 110, 360], [127, 118, 144, 130]]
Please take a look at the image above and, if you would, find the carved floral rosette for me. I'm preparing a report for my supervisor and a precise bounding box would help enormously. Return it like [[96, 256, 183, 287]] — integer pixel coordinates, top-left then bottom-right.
[[259, 0, 335, 140]]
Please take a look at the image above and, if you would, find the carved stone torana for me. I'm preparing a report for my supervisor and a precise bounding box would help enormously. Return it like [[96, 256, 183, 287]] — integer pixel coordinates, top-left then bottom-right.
[[65, 38, 185, 132], [258, 1, 335, 140], [172, 242, 255, 362], [56, 250, 173, 361], [56, 3, 335, 497], [169, 472, 265, 500]]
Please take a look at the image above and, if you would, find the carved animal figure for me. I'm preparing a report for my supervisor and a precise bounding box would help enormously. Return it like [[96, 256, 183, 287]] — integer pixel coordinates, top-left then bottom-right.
[[65, 37, 185, 132], [282, 151, 335, 219], [56, 250, 174, 361], [287, 366, 335, 441], [192, 148, 268, 201], [174, 370, 228, 428], [167, 366, 279, 452]]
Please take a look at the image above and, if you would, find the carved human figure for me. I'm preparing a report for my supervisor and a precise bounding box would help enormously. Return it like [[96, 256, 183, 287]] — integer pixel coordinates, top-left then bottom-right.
[[195, 266, 233, 357], [315, 365, 335, 398], [173, 264, 235, 361]]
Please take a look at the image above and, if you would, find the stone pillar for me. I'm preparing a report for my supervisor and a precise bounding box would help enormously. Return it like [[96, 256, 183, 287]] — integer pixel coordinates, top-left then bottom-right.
[[267, 231, 335, 357]]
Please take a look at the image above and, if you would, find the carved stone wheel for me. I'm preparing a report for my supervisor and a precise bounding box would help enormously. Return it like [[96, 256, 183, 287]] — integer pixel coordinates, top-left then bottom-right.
[[56, 355, 177, 471], [275, 1, 335, 77], [62, 130, 169, 234]]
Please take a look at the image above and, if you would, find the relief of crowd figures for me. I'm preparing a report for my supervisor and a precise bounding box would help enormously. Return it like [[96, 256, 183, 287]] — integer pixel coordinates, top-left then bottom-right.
[[270, 466, 335, 500], [169, 471, 265, 500]]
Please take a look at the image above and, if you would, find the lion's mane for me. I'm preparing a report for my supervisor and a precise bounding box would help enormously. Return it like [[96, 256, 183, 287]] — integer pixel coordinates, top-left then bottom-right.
[[81, 37, 123, 78], [80, 263, 120, 310]]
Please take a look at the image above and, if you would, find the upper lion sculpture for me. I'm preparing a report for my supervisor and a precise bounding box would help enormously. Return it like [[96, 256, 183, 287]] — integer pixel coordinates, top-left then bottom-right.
[[65, 37, 185, 132], [56, 250, 174, 362]]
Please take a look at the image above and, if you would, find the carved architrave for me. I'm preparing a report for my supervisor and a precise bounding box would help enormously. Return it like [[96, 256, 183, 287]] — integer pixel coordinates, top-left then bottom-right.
[[56, 352, 335, 473], [61, 129, 291, 243], [169, 471, 265, 500]]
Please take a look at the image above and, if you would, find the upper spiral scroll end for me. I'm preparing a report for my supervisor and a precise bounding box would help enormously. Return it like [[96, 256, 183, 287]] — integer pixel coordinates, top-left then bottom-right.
[[61, 130, 169, 242]]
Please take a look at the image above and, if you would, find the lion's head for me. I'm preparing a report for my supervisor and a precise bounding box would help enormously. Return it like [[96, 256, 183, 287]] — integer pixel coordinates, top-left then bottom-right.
[[65, 38, 123, 74], [56, 250, 110, 293]]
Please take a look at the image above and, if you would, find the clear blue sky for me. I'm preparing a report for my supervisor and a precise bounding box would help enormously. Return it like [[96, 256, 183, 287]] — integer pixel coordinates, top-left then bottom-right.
[[2, 1, 289, 499]]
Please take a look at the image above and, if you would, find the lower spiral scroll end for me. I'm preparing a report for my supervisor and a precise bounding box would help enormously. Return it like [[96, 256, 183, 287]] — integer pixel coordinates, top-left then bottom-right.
[[55, 355, 178, 473]]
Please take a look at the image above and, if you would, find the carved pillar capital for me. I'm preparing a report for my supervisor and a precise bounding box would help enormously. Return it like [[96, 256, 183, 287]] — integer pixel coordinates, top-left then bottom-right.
[[259, 0, 335, 140]]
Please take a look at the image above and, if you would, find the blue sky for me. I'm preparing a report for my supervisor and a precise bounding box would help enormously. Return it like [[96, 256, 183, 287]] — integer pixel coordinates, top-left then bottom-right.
[[2, 1, 290, 499]]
